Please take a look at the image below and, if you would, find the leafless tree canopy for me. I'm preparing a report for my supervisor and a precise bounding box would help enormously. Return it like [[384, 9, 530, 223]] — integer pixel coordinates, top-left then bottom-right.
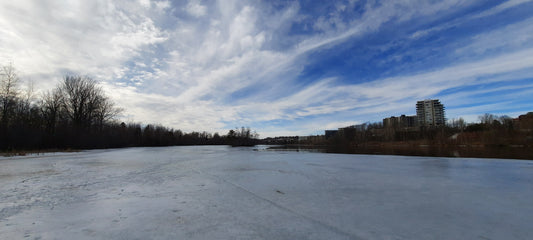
[[0, 63, 20, 127], [59, 75, 121, 130], [41, 88, 63, 133], [1, 64, 260, 150]]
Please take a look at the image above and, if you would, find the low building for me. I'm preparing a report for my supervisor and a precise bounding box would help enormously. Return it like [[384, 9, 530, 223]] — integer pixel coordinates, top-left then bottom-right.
[[325, 130, 339, 139], [515, 112, 533, 131], [383, 115, 417, 128]]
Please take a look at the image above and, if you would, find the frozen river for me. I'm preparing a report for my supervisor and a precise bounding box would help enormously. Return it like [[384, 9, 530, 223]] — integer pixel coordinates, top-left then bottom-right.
[[1, 146, 532, 239]]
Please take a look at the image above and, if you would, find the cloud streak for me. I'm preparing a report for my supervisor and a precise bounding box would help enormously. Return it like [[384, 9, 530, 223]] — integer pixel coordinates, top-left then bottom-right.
[[1, 0, 532, 137]]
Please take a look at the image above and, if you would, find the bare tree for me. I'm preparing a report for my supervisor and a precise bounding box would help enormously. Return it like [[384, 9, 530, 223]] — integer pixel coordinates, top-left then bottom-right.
[[449, 117, 466, 131], [94, 95, 123, 130], [41, 88, 64, 133], [499, 115, 513, 129], [479, 113, 496, 125], [59, 75, 120, 130], [0, 63, 20, 127]]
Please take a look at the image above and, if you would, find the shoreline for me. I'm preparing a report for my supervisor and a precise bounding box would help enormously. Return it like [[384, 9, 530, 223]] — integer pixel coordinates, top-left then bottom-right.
[[3, 143, 532, 160], [268, 143, 533, 160]]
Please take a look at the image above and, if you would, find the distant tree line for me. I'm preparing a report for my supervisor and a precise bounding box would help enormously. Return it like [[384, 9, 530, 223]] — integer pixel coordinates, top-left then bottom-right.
[[226, 127, 260, 146], [0, 64, 258, 152], [314, 113, 533, 148]]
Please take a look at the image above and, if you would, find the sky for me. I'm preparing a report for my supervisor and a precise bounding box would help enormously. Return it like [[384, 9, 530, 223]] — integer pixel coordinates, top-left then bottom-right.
[[1, 0, 533, 137]]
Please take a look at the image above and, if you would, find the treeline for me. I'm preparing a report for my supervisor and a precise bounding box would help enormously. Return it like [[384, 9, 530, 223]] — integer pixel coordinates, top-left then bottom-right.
[[0, 64, 258, 151], [309, 113, 533, 147], [453, 113, 532, 146]]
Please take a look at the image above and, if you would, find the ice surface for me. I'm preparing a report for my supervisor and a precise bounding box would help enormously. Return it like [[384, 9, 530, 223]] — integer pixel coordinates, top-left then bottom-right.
[[1, 146, 532, 239]]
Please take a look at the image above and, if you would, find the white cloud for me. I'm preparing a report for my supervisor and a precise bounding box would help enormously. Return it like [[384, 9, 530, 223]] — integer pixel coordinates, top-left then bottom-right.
[[1, 1, 532, 137], [455, 17, 533, 56], [0, 1, 167, 90], [472, 0, 532, 19], [186, 0, 207, 17], [154, 1, 171, 11], [138, 0, 151, 8], [235, 48, 533, 131]]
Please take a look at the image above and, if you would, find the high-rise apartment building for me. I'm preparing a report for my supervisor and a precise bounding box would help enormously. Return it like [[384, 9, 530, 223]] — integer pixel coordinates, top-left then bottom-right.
[[416, 99, 445, 127]]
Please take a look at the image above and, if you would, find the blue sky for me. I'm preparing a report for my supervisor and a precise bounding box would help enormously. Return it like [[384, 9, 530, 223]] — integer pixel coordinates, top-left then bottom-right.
[[1, 0, 533, 137]]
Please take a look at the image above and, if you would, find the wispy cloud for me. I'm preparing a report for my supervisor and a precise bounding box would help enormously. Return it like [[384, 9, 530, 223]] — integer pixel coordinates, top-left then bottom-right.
[[1, 0, 532, 137], [472, 0, 533, 19], [0, 1, 168, 89], [185, 0, 207, 17]]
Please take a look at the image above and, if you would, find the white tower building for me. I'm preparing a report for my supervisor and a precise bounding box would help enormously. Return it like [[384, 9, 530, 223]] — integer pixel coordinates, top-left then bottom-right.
[[416, 99, 445, 127]]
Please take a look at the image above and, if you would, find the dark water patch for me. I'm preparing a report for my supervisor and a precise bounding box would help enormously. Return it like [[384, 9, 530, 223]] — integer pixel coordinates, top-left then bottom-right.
[[267, 145, 533, 160]]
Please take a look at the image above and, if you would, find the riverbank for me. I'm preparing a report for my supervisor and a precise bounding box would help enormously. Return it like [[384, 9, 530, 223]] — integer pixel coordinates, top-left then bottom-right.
[[268, 143, 533, 160], [1, 149, 80, 157]]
